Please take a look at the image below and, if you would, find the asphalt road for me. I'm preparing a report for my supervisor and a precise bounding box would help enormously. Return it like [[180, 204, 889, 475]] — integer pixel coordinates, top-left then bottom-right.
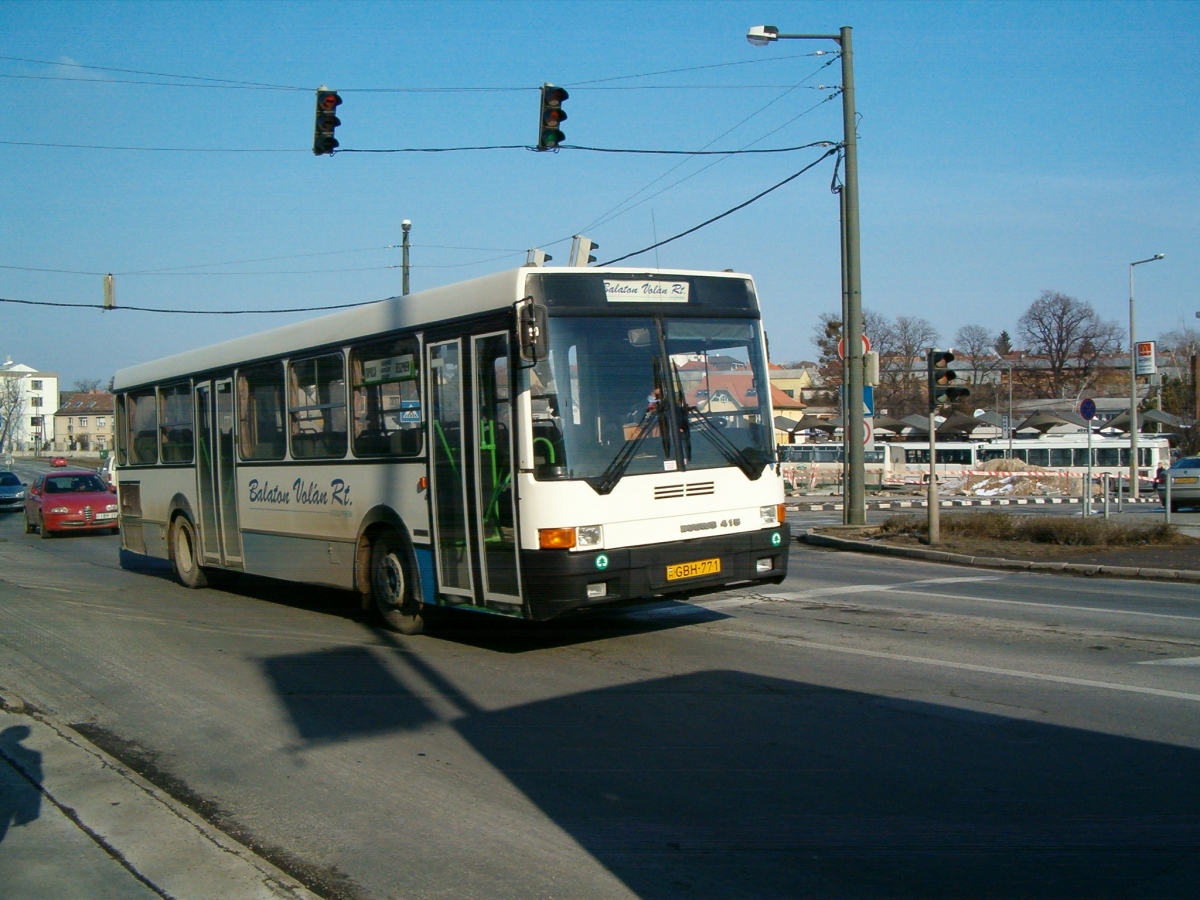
[[1, 474, 1199, 898]]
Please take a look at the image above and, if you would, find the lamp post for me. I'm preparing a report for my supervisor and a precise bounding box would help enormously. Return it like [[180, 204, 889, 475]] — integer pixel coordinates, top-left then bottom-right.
[[401, 219, 412, 296], [747, 24, 865, 525], [1128, 253, 1164, 499], [989, 348, 1013, 458]]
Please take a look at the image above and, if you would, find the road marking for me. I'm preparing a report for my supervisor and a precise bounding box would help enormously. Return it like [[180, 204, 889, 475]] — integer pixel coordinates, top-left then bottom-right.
[[762, 578, 1200, 624], [762, 575, 1003, 603], [0, 579, 78, 594], [721, 629, 1200, 704], [885, 589, 1200, 623], [1137, 656, 1200, 667]]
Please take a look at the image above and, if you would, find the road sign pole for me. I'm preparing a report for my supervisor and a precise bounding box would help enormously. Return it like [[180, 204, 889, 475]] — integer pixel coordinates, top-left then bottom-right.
[[1085, 421, 1093, 516], [927, 409, 939, 544]]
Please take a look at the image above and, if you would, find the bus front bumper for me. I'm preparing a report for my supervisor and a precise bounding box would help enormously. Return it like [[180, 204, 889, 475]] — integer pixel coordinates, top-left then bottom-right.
[[520, 525, 790, 620]]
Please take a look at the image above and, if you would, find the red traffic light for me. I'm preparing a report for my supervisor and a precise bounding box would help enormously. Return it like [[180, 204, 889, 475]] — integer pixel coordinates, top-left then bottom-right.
[[537, 83, 570, 150], [313, 89, 343, 156]]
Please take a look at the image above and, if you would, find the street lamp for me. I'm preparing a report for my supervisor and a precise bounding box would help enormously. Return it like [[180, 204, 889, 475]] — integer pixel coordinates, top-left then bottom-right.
[[989, 348, 1014, 459], [1129, 253, 1164, 499], [747, 24, 866, 525]]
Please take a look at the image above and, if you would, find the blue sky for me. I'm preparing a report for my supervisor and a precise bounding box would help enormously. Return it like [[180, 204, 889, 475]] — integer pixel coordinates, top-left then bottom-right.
[[3, 0, 1197, 389]]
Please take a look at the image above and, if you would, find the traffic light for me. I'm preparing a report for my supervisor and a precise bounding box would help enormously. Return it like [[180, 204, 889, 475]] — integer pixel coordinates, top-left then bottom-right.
[[537, 84, 568, 150], [569, 235, 598, 267], [927, 349, 970, 409], [313, 88, 342, 156]]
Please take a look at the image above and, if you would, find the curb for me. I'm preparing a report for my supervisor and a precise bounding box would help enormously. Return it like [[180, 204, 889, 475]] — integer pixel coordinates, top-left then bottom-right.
[[0, 689, 320, 900], [797, 531, 1200, 584], [787, 496, 1161, 512]]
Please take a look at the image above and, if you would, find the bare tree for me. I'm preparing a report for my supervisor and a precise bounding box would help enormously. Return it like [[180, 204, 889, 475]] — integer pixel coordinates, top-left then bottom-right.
[[953, 324, 999, 386], [0, 375, 27, 455], [875, 315, 939, 417], [1017, 291, 1122, 397], [1158, 326, 1200, 363], [74, 378, 102, 393]]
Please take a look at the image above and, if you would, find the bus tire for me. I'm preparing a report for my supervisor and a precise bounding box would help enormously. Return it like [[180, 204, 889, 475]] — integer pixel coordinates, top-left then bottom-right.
[[170, 515, 208, 589], [369, 531, 424, 635]]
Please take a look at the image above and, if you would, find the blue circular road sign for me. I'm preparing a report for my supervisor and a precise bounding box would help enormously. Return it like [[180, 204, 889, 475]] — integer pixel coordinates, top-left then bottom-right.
[[1080, 398, 1097, 421]]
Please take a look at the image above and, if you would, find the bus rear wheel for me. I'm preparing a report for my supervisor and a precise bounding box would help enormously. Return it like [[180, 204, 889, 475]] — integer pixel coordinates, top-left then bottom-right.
[[170, 515, 208, 589], [369, 532, 424, 635]]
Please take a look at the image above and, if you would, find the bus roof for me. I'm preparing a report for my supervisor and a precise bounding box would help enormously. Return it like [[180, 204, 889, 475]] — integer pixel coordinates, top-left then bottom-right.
[[113, 266, 753, 390]]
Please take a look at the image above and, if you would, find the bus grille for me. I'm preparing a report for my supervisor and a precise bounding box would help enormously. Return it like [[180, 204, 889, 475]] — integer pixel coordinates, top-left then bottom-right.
[[655, 481, 715, 500]]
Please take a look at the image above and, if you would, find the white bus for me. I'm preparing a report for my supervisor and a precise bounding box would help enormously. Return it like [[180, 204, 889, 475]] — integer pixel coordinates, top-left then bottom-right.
[[112, 267, 789, 633]]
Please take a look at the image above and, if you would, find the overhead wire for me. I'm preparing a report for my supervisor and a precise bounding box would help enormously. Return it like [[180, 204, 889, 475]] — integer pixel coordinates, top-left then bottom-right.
[[578, 53, 840, 234], [597, 147, 840, 267]]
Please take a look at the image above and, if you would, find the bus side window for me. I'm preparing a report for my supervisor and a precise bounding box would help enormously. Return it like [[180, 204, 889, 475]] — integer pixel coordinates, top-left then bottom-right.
[[289, 353, 348, 459], [158, 381, 194, 463], [127, 390, 158, 465], [238, 362, 286, 461], [115, 394, 128, 465], [350, 337, 422, 458]]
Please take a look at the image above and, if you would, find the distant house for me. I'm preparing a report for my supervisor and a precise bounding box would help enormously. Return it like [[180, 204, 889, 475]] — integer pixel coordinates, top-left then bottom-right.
[[0, 356, 59, 452], [52, 391, 116, 453]]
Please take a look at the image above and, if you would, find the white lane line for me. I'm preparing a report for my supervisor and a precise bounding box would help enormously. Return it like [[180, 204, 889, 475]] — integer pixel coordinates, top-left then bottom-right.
[[762, 575, 1003, 603], [884, 589, 1200, 623], [763, 578, 1200, 624], [1137, 656, 1200, 667], [721, 629, 1200, 704], [0, 580, 78, 594]]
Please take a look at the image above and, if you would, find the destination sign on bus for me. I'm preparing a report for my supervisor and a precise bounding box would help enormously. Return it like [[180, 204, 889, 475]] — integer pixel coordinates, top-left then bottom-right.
[[604, 280, 690, 303], [362, 354, 415, 384]]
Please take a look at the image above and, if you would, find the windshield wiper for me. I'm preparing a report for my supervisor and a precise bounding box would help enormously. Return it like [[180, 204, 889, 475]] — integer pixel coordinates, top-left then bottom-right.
[[587, 404, 663, 495], [683, 404, 763, 481]]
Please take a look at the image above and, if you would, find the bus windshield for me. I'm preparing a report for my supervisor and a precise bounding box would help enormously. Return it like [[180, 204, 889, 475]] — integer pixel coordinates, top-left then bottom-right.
[[529, 316, 773, 486]]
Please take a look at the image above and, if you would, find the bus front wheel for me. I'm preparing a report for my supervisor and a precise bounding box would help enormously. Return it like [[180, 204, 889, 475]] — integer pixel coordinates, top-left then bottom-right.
[[369, 532, 424, 635], [170, 515, 208, 589]]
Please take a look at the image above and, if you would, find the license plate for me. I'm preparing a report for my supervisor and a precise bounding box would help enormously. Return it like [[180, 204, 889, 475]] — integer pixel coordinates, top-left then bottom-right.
[[1173, 476, 1198, 485], [666, 557, 721, 581], [95, 512, 118, 520]]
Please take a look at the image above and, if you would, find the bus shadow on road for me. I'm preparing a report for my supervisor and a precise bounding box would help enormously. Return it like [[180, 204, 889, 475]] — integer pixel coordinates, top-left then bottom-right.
[[259, 652, 1200, 897]]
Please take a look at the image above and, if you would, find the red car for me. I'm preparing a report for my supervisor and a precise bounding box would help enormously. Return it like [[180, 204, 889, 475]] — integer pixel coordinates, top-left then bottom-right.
[[24, 470, 119, 538], [50, 456, 68, 467]]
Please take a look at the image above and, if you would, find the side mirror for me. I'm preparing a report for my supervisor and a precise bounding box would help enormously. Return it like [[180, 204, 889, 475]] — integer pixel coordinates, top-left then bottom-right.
[[516, 297, 549, 363], [110, 484, 118, 493]]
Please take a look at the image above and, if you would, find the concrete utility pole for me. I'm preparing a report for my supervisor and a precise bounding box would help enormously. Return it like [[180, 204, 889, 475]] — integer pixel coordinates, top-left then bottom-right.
[[1128, 253, 1164, 499], [401, 220, 412, 296], [747, 24, 865, 524]]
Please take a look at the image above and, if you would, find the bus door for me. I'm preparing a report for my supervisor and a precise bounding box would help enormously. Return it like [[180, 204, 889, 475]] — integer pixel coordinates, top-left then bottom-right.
[[194, 382, 222, 567], [194, 379, 243, 568], [214, 379, 243, 566], [471, 332, 520, 605], [426, 339, 476, 603]]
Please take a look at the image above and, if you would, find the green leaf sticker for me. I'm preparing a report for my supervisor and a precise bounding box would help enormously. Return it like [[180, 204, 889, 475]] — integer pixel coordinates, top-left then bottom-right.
[[595, 553, 609, 570], [771, 532, 782, 547]]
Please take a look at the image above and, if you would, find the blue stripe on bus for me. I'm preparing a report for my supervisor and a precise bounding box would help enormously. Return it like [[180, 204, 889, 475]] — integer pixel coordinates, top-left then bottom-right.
[[414, 546, 437, 604]]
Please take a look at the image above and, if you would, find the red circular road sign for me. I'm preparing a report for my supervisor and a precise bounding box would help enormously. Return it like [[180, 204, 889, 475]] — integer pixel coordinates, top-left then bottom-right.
[[837, 334, 871, 360]]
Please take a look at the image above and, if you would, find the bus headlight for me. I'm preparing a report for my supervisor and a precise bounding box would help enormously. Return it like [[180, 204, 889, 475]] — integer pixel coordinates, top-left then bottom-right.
[[576, 525, 604, 548], [760, 504, 784, 525]]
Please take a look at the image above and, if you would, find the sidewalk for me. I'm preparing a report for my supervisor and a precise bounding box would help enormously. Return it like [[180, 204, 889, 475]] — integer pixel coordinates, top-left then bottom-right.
[[0, 694, 318, 900]]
